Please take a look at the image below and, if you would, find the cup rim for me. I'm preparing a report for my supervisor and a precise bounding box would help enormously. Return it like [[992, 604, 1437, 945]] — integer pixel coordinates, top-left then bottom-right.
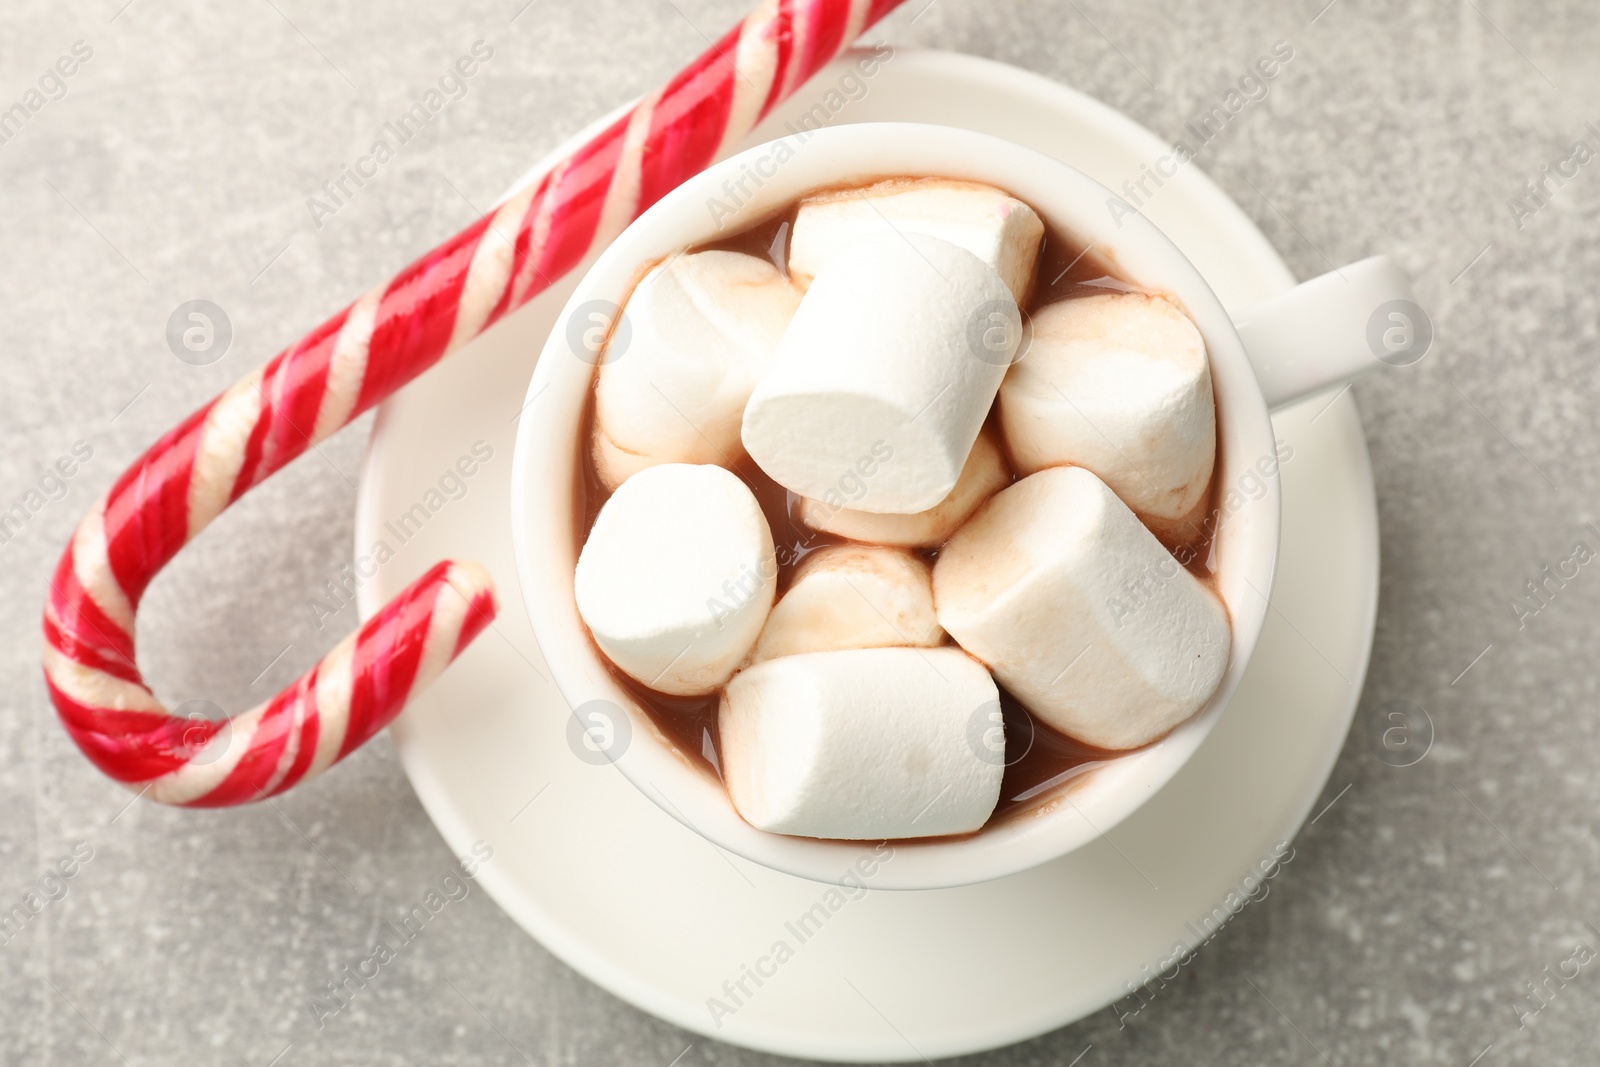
[[511, 121, 1281, 890]]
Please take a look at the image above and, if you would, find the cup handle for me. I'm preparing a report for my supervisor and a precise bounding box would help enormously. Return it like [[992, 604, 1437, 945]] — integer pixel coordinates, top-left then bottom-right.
[[1233, 255, 1423, 411]]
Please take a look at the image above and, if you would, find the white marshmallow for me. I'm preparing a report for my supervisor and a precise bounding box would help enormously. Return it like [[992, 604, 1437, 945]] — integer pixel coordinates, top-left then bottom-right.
[[933, 466, 1230, 751], [789, 178, 1044, 303], [719, 647, 1002, 839], [742, 232, 1016, 514], [592, 250, 801, 490], [799, 428, 1011, 548], [750, 545, 943, 663], [999, 292, 1215, 539], [575, 464, 775, 695]]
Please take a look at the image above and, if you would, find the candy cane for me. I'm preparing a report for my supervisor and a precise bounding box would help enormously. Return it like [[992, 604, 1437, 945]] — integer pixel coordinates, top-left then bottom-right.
[[42, 0, 906, 807]]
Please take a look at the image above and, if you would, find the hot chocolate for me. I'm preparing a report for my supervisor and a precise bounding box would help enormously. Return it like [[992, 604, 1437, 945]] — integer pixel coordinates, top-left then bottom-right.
[[571, 176, 1230, 841]]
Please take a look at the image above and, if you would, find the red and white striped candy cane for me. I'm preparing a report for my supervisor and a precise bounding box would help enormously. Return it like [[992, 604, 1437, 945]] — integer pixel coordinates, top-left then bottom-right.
[[41, 0, 906, 807]]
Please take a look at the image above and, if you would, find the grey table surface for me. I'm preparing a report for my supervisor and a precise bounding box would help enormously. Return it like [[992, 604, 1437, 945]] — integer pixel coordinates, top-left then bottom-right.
[[2, 0, 1596, 1063]]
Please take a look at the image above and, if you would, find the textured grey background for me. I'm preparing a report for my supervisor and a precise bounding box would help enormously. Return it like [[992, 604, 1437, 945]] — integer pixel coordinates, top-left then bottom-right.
[[1, 0, 1596, 1063]]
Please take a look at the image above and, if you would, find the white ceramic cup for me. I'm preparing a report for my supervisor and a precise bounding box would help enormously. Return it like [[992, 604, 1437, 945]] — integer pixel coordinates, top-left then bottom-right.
[[512, 122, 1418, 890]]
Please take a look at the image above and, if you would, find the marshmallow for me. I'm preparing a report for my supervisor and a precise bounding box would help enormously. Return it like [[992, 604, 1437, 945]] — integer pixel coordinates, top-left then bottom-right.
[[750, 545, 943, 663], [592, 250, 801, 490], [742, 232, 1016, 514], [575, 464, 776, 695], [789, 178, 1044, 303], [799, 428, 1011, 548], [999, 292, 1215, 540], [933, 466, 1230, 750], [719, 647, 1002, 839]]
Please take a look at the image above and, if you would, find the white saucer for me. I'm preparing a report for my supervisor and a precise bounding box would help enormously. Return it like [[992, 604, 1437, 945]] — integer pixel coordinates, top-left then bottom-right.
[[355, 48, 1378, 1063]]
